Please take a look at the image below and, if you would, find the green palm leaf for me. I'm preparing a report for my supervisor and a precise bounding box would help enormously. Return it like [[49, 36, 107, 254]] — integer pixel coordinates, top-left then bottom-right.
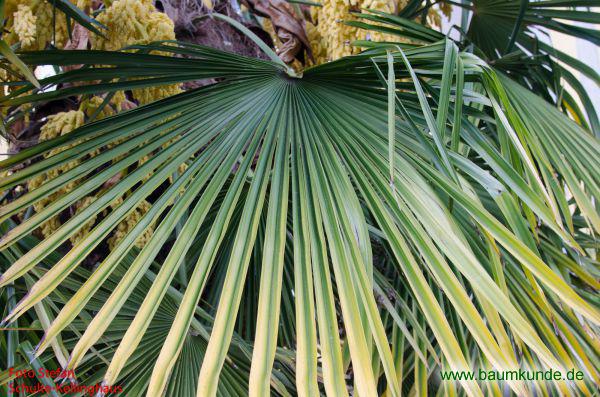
[[1, 28, 599, 397]]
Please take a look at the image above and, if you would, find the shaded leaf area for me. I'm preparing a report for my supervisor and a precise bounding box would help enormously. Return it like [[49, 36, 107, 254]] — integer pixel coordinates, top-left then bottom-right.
[[0, 41, 599, 396]]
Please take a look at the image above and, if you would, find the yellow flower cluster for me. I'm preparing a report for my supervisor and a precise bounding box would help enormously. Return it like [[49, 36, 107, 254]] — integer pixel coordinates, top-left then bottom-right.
[[15, 1, 177, 248], [305, 21, 329, 65], [107, 198, 154, 249], [26, 102, 158, 247], [13, 5, 37, 49], [440, 1, 452, 19], [35, 110, 85, 189], [91, 0, 182, 104], [430, 2, 452, 27], [80, 92, 127, 119], [306, 0, 447, 64], [307, 0, 401, 63], [133, 84, 182, 106], [79, 94, 159, 247], [70, 196, 97, 245], [27, 110, 85, 238], [91, 0, 169, 50], [5, 0, 72, 50]]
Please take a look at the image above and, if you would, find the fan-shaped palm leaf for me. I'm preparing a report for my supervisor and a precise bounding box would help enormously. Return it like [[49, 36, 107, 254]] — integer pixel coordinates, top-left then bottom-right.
[[0, 29, 598, 397]]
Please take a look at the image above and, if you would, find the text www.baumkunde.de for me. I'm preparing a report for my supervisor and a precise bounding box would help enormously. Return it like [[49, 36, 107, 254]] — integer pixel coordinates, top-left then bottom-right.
[[440, 368, 585, 382]]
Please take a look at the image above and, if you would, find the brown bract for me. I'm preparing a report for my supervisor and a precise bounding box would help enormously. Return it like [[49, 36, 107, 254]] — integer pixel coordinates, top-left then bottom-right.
[[242, 0, 312, 63], [62, 24, 90, 73]]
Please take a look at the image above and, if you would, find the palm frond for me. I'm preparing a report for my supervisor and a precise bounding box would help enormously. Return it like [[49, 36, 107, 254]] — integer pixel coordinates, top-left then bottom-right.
[[1, 29, 598, 397]]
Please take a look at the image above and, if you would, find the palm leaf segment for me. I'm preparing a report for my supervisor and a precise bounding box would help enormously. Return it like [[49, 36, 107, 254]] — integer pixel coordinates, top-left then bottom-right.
[[1, 39, 599, 396]]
